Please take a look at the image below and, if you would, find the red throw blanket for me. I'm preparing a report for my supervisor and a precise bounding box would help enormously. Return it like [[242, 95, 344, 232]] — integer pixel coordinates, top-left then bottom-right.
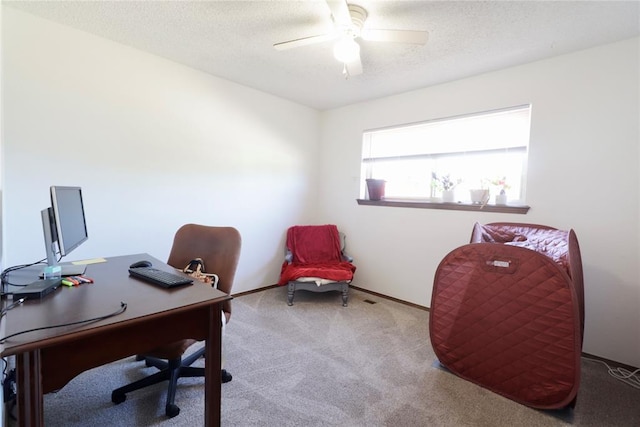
[[278, 225, 356, 285]]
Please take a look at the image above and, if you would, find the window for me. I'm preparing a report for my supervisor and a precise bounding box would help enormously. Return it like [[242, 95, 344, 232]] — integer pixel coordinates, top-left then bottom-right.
[[361, 105, 531, 206]]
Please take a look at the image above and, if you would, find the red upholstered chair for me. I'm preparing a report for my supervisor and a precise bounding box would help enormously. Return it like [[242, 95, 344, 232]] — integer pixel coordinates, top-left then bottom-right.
[[111, 224, 241, 418], [278, 224, 356, 307]]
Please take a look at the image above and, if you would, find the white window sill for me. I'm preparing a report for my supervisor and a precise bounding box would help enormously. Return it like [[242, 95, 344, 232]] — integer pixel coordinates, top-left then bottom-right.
[[356, 198, 530, 214]]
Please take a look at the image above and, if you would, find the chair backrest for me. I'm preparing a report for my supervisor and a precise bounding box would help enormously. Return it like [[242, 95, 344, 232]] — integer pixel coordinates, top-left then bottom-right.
[[167, 224, 241, 322], [286, 224, 342, 264]]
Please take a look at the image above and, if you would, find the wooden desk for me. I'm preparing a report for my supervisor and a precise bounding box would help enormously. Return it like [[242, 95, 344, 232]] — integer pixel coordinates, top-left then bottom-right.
[[0, 254, 230, 426]]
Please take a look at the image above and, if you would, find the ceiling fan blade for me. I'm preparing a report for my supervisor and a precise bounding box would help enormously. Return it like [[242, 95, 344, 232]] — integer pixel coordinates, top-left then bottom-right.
[[361, 29, 429, 45], [273, 33, 337, 51], [345, 55, 363, 76], [325, 0, 352, 27]]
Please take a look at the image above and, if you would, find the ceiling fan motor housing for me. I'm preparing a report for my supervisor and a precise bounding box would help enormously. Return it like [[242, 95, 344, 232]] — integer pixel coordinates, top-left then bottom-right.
[[348, 4, 368, 33]]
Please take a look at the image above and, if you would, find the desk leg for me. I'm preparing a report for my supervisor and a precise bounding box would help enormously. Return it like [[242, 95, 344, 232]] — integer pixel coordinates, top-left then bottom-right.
[[16, 350, 44, 426], [205, 304, 222, 427]]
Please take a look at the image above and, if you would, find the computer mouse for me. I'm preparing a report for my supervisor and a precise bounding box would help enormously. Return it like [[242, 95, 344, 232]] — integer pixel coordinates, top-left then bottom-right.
[[130, 260, 152, 269]]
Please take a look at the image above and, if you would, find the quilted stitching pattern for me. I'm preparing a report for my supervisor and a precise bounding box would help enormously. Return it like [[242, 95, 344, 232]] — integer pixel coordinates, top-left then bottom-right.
[[430, 243, 581, 409], [473, 223, 571, 272]]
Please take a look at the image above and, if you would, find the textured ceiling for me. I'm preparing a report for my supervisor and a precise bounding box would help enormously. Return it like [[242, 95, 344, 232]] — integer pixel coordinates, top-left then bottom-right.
[[5, 0, 640, 110]]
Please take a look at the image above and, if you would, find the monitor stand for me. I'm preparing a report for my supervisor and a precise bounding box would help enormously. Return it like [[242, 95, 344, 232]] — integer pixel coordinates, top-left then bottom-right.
[[40, 264, 87, 278], [59, 264, 87, 276]]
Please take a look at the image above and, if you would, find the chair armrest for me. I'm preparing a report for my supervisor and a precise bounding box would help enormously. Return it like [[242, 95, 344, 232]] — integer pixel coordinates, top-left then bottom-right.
[[339, 232, 353, 262]]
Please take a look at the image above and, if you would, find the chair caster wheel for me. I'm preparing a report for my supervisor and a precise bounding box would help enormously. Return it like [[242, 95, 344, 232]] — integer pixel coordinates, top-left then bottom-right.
[[111, 391, 126, 404], [166, 403, 180, 418], [222, 369, 232, 383]]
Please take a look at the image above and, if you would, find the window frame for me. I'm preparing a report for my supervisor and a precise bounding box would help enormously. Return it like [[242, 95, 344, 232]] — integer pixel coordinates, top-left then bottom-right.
[[358, 105, 532, 213]]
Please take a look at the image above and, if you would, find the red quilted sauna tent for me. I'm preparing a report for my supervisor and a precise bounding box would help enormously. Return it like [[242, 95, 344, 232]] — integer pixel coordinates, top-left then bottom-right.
[[429, 222, 584, 409]]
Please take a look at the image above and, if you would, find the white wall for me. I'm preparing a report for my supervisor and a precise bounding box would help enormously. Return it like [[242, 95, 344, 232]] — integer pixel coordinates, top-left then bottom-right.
[[2, 7, 638, 369], [1, 8, 321, 294], [319, 38, 640, 368], [0, 3, 5, 424]]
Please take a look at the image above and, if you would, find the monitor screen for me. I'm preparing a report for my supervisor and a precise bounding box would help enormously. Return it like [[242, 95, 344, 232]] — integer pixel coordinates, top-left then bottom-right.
[[50, 186, 88, 256]]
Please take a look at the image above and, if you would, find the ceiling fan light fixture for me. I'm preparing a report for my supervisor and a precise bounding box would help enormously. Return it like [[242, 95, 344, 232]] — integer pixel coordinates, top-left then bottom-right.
[[333, 36, 360, 63], [274, 0, 428, 77]]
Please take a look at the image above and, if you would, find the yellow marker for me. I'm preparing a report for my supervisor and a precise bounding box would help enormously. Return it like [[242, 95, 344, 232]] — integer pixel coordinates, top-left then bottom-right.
[[61, 279, 75, 287]]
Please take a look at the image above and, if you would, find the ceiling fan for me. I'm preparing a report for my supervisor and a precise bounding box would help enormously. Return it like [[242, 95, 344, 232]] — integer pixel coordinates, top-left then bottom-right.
[[273, 0, 428, 77]]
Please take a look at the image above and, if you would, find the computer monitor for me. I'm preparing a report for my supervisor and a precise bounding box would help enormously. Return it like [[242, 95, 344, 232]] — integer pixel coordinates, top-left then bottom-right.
[[41, 186, 88, 276]]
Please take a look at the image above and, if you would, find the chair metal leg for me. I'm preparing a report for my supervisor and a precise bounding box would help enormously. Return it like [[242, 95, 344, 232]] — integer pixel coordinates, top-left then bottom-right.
[[143, 356, 169, 370], [287, 281, 349, 307], [221, 369, 232, 383], [178, 366, 205, 377], [164, 359, 181, 418], [342, 284, 349, 307], [112, 346, 229, 418], [181, 347, 205, 366], [111, 366, 171, 404], [287, 282, 295, 306]]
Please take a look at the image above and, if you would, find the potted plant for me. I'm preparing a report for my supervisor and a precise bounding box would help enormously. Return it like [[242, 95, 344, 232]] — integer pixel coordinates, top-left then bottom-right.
[[491, 176, 510, 205], [469, 178, 490, 204], [432, 173, 461, 202]]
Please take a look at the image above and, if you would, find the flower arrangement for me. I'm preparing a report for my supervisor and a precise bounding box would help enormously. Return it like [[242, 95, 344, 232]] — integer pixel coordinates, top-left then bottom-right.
[[490, 176, 510, 195], [432, 172, 461, 191]]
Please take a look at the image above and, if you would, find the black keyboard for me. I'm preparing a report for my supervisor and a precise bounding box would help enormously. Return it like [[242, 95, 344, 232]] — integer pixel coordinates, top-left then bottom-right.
[[128, 267, 193, 288]]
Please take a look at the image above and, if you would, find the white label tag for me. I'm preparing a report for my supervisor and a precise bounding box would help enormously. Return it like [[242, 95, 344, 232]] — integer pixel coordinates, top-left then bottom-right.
[[492, 260, 510, 268]]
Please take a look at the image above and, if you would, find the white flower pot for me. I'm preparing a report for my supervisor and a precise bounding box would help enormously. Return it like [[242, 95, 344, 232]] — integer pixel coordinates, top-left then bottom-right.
[[495, 193, 508, 205], [470, 189, 489, 204], [442, 190, 455, 203]]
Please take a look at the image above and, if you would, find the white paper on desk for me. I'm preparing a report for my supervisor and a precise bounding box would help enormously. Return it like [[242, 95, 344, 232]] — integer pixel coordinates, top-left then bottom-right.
[[72, 258, 108, 265]]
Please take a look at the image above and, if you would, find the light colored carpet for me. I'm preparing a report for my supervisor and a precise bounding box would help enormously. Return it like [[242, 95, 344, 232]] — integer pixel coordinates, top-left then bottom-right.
[[9, 286, 639, 426]]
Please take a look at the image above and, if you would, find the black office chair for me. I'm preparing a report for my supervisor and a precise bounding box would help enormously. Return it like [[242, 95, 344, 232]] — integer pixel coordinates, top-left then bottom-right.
[[111, 224, 241, 418]]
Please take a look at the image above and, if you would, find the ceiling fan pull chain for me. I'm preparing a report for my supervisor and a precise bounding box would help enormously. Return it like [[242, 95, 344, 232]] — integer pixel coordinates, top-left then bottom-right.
[[342, 63, 349, 79]]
